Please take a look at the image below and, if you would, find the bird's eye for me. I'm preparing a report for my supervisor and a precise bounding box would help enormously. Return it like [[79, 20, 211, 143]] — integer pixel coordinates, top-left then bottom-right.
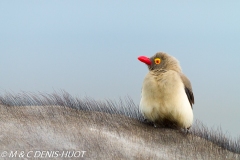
[[154, 58, 161, 64]]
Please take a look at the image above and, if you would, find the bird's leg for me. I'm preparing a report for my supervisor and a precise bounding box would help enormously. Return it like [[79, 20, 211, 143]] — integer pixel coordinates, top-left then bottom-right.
[[143, 118, 149, 123], [153, 123, 158, 128], [143, 118, 158, 128], [183, 127, 190, 134]]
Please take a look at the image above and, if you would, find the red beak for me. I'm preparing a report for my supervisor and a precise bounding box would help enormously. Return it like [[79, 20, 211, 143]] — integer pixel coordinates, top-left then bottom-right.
[[138, 56, 151, 65]]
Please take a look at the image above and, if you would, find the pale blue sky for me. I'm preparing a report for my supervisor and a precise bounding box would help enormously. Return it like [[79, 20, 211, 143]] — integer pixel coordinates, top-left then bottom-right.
[[1, 1, 240, 138]]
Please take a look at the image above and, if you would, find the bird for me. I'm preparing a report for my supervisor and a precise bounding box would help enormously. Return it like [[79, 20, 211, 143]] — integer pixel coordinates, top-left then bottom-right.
[[138, 52, 194, 130]]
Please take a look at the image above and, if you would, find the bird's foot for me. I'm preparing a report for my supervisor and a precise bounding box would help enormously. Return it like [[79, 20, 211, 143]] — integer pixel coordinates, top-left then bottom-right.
[[143, 118, 149, 123], [182, 127, 190, 134]]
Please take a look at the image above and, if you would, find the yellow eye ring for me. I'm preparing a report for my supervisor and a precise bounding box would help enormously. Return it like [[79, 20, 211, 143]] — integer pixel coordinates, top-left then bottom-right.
[[154, 58, 161, 64]]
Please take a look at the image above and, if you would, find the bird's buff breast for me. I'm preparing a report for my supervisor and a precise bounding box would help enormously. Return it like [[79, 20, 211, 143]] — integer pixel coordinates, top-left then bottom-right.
[[140, 71, 193, 128]]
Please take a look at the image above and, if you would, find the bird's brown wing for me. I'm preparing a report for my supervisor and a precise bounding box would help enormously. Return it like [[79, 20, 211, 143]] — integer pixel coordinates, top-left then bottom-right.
[[180, 73, 194, 108]]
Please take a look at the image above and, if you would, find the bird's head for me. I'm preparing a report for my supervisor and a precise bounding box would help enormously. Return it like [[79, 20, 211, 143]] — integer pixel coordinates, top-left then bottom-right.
[[138, 52, 182, 73]]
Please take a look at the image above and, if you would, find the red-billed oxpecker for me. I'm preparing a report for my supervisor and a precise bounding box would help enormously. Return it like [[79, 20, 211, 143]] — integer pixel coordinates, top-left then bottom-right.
[[138, 52, 194, 130]]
